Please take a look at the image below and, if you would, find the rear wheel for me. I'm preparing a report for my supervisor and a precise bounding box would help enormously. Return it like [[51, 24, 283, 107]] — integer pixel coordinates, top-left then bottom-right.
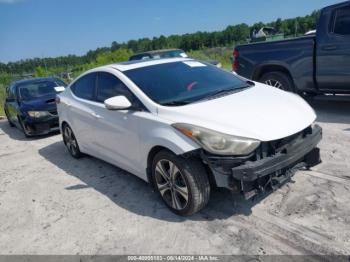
[[62, 124, 82, 158], [152, 150, 210, 216], [259, 71, 295, 92]]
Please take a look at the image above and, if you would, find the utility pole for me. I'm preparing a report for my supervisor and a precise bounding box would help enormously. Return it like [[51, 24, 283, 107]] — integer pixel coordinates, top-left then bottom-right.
[[44, 58, 47, 72], [41, 53, 48, 74]]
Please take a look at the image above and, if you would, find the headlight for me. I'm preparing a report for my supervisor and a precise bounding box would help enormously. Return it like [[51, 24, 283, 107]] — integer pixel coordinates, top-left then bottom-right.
[[27, 111, 50, 118], [172, 123, 260, 156]]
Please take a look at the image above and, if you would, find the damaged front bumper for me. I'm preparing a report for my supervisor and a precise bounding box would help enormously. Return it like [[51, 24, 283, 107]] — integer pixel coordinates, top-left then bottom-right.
[[201, 124, 322, 199], [22, 115, 59, 136]]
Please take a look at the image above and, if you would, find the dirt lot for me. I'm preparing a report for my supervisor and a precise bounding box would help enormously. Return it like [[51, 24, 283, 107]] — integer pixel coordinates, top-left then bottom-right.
[[0, 99, 349, 255]]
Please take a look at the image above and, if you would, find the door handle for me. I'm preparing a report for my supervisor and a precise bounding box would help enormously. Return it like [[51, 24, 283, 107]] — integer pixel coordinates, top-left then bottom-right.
[[91, 112, 102, 119], [322, 45, 337, 51]]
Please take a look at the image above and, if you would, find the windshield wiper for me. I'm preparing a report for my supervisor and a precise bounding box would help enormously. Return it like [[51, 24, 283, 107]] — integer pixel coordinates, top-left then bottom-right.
[[161, 82, 255, 106], [198, 82, 254, 102], [161, 100, 192, 106]]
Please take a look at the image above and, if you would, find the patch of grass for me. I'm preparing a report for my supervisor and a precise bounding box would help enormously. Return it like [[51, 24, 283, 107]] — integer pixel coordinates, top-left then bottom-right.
[[188, 47, 233, 70], [0, 73, 11, 117], [0, 84, 5, 116]]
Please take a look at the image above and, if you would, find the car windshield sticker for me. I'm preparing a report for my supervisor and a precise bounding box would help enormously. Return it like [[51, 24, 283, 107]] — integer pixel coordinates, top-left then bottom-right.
[[183, 61, 207, 67]]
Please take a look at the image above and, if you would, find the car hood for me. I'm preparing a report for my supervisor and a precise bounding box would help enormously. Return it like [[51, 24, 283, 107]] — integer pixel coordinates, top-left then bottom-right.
[[20, 94, 57, 111], [157, 83, 316, 141]]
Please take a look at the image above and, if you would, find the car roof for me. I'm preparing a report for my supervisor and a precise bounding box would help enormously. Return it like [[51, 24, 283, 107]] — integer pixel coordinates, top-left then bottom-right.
[[105, 57, 193, 72], [12, 77, 58, 86], [323, 0, 350, 11]]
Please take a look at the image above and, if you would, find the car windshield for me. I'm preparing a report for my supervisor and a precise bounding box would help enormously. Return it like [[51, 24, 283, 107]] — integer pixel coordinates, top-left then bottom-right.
[[157, 50, 188, 59], [18, 80, 63, 101], [124, 61, 250, 105], [130, 50, 187, 61]]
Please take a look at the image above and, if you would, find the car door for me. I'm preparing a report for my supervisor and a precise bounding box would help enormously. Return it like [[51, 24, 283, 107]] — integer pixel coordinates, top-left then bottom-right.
[[88, 71, 141, 174], [68, 72, 98, 150], [316, 5, 350, 92]]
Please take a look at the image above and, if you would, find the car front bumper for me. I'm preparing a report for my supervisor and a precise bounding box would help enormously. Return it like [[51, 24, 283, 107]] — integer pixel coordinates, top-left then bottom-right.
[[200, 124, 322, 199], [22, 116, 59, 136]]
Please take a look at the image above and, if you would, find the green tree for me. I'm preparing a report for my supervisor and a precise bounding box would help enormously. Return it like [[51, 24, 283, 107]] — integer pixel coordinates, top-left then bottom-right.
[[34, 66, 48, 77], [96, 48, 133, 66]]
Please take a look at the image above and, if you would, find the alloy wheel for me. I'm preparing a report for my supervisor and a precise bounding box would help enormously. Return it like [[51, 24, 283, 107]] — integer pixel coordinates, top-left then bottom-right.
[[154, 159, 189, 210], [63, 126, 79, 156], [265, 79, 284, 90]]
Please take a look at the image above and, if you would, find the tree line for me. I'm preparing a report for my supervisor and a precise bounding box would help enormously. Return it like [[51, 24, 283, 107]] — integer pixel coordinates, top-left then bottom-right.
[[0, 10, 320, 75]]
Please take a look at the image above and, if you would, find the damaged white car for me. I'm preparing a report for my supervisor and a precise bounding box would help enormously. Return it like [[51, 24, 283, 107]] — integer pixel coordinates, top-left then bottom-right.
[[57, 58, 322, 216]]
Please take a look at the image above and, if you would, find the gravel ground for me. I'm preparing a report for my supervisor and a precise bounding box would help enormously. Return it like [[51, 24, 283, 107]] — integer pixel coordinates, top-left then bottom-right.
[[0, 99, 349, 255]]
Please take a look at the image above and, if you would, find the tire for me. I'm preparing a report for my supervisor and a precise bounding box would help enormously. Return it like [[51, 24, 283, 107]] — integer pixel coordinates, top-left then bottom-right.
[[152, 150, 210, 216], [18, 116, 30, 137], [259, 71, 295, 92], [4, 109, 15, 127], [62, 124, 82, 159]]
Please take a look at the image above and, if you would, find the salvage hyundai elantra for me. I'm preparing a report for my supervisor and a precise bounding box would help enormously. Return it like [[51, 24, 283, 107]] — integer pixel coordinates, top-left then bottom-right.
[[57, 58, 322, 216]]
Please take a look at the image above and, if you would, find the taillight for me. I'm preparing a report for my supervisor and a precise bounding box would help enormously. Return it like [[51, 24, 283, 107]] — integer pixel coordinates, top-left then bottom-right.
[[232, 50, 239, 71], [55, 96, 61, 104]]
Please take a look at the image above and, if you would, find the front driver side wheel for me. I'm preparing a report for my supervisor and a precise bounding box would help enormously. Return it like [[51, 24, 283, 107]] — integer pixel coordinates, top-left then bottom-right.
[[62, 124, 82, 159], [152, 150, 210, 216], [18, 116, 30, 137]]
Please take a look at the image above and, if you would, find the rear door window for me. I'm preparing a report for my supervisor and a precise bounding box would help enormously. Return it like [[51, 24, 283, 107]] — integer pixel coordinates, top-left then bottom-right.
[[71, 73, 97, 101], [333, 7, 350, 35]]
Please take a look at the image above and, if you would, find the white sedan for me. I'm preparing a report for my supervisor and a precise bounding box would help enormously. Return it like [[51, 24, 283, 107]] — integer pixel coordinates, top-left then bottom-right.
[[57, 58, 322, 216]]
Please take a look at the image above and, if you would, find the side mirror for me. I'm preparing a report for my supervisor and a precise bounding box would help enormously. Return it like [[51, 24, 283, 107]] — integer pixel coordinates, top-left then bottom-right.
[[54, 86, 66, 93], [104, 95, 132, 110]]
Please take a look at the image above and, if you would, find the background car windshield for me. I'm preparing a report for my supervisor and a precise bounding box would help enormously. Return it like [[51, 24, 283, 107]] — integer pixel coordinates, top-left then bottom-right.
[[157, 50, 188, 58], [18, 81, 60, 101], [124, 61, 248, 105]]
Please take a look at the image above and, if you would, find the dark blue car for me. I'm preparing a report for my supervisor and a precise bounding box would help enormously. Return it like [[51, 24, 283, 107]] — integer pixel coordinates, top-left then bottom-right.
[[4, 77, 66, 137]]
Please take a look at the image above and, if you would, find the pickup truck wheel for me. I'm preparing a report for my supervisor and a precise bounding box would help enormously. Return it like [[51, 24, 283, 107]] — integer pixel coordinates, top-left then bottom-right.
[[152, 150, 210, 216], [260, 72, 295, 92]]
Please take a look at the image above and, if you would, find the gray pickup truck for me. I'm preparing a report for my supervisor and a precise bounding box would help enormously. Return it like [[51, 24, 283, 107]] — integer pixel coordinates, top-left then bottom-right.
[[233, 1, 350, 95]]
